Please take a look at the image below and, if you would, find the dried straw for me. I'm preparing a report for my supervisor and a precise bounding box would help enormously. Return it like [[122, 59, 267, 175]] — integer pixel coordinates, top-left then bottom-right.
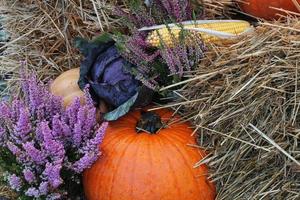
[[201, 0, 234, 18], [0, 0, 120, 95], [157, 18, 300, 199]]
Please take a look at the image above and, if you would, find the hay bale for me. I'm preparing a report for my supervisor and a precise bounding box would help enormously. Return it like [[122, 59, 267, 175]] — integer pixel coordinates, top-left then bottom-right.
[[202, 0, 234, 18], [160, 18, 300, 199], [0, 0, 119, 94]]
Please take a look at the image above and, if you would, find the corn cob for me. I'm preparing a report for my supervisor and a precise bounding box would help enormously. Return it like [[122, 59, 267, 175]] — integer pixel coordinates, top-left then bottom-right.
[[140, 20, 252, 47]]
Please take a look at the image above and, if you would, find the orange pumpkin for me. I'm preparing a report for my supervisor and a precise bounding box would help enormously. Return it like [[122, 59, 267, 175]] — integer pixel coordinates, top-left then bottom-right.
[[83, 108, 216, 200], [50, 68, 84, 107], [238, 0, 300, 20]]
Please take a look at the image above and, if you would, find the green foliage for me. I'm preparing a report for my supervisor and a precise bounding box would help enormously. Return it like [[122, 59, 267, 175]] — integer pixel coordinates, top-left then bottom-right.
[[0, 149, 21, 175], [104, 92, 139, 121]]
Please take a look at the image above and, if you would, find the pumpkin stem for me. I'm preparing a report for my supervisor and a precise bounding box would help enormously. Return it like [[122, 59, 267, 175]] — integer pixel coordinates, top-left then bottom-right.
[[136, 111, 163, 134]]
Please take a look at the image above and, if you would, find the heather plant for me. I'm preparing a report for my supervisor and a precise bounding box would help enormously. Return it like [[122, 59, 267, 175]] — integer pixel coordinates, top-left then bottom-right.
[[114, 0, 206, 90], [0, 72, 108, 199], [74, 0, 206, 120], [114, 0, 202, 28]]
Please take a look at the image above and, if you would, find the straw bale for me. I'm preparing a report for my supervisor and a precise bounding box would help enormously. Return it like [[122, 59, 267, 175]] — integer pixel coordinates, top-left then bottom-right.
[[0, 0, 120, 95], [158, 18, 300, 199]]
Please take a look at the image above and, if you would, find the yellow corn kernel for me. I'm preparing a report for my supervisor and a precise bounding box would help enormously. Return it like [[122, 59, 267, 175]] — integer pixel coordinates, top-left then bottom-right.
[[145, 20, 252, 47]]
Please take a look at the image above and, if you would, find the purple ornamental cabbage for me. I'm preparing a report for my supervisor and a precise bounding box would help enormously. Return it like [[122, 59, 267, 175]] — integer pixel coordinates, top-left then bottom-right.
[[76, 35, 153, 110]]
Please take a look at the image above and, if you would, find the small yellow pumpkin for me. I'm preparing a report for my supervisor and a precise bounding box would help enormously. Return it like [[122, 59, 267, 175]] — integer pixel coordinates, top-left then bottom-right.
[[50, 68, 107, 119], [50, 68, 84, 107]]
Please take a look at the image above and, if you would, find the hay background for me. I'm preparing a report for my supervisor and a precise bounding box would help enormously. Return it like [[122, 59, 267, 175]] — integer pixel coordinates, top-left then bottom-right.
[[0, 0, 299, 199], [163, 19, 300, 199]]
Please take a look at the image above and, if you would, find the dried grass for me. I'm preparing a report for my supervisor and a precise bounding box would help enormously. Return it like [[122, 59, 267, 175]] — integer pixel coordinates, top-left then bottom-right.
[[157, 18, 300, 199], [0, 0, 120, 95], [0, 185, 16, 199], [201, 0, 234, 18]]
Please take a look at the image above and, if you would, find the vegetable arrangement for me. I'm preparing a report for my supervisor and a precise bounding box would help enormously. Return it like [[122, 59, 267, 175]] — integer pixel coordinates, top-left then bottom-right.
[[4, 0, 298, 199]]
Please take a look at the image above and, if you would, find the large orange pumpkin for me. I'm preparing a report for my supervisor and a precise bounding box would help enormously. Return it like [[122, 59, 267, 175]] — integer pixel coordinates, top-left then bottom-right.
[[83, 108, 216, 200], [238, 0, 300, 20], [50, 68, 84, 107]]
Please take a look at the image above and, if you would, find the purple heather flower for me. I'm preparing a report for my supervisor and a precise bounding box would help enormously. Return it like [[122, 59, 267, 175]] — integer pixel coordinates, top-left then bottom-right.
[[127, 33, 158, 63], [153, 0, 192, 21], [51, 114, 63, 137], [45, 94, 63, 117], [46, 193, 62, 200], [160, 48, 178, 74], [40, 121, 65, 163], [72, 152, 99, 173], [43, 162, 62, 188], [113, 6, 155, 28], [160, 0, 172, 17], [65, 97, 81, 128], [82, 106, 97, 136], [73, 104, 95, 145], [35, 121, 45, 143], [1, 73, 109, 198], [0, 102, 11, 119], [23, 141, 45, 165], [35, 105, 46, 121], [82, 122, 108, 153], [52, 114, 71, 138], [6, 141, 22, 156], [0, 126, 5, 142], [28, 76, 43, 111], [73, 123, 83, 147], [38, 181, 49, 195], [14, 107, 31, 142], [11, 99, 25, 122], [25, 187, 40, 198], [8, 174, 22, 191], [23, 168, 35, 183], [60, 120, 71, 138], [135, 73, 157, 90], [172, 0, 181, 21], [73, 122, 108, 173]]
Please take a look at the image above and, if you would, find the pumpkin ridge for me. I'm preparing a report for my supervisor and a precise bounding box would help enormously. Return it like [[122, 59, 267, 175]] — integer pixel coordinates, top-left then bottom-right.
[[160, 127, 192, 143], [159, 133, 203, 198], [159, 135, 210, 199], [129, 135, 150, 199], [156, 135, 182, 198], [108, 123, 136, 132], [101, 127, 133, 147], [146, 135, 153, 190], [106, 134, 138, 199], [90, 132, 136, 199]]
